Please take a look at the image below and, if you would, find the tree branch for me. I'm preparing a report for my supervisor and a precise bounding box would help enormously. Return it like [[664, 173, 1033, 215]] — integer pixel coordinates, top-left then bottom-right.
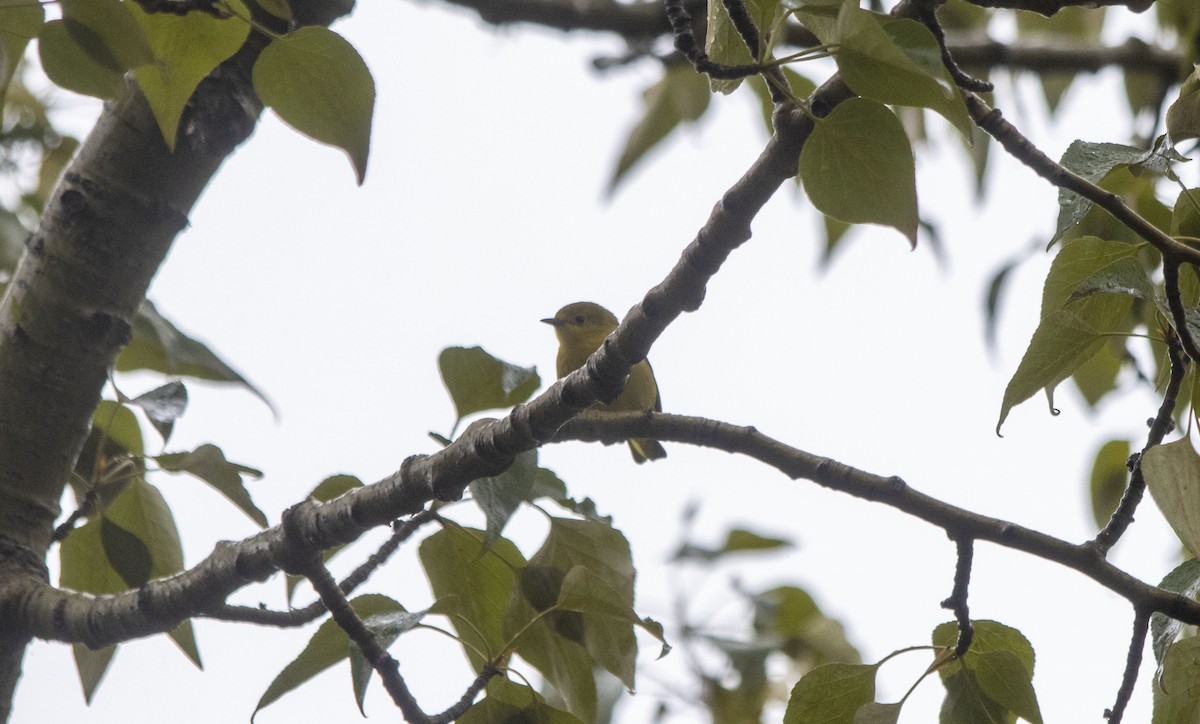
[[1092, 332, 1187, 553], [947, 35, 1181, 77], [964, 93, 1200, 368], [964, 93, 1200, 265], [204, 512, 436, 626], [959, 0, 1153, 14], [281, 507, 497, 724], [551, 411, 1200, 625], [1105, 608, 1149, 724], [940, 537, 974, 658], [429, 0, 1184, 80], [0, 2, 353, 704]]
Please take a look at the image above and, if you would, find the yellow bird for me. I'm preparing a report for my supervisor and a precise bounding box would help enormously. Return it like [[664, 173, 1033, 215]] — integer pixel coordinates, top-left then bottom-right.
[[542, 302, 667, 463]]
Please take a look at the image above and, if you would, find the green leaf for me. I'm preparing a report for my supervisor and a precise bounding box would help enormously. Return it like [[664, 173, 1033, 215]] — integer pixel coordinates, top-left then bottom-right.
[[349, 608, 428, 715], [748, 68, 817, 133], [308, 473, 362, 502], [73, 401, 148, 515], [60, 0, 154, 72], [130, 0, 249, 149], [166, 619, 202, 670], [789, 0, 845, 43], [1125, 66, 1162, 120], [1171, 187, 1200, 238], [155, 444, 266, 527], [1042, 236, 1145, 315], [801, 4, 969, 136], [854, 702, 902, 724], [820, 213, 854, 268], [610, 64, 710, 191], [60, 513, 130, 596], [933, 622, 1039, 724], [722, 527, 793, 553], [752, 585, 818, 636], [932, 619, 1036, 677], [105, 479, 183, 584], [470, 448, 539, 545], [705, 637, 771, 720], [704, 0, 783, 93], [71, 644, 116, 704], [59, 516, 129, 697], [420, 525, 526, 671], [1088, 439, 1130, 529], [1155, 301, 1200, 353], [0, 0, 43, 110], [100, 515, 153, 588], [531, 467, 615, 524], [93, 400, 145, 457], [38, 19, 125, 99], [504, 518, 637, 722], [459, 678, 585, 724], [1054, 141, 1175, 243], [939, 668, 1010, 724], [1015, 7, 1104, 113], [531, 466, 569, 501], [1149, 559, 1200, 678], [252, 26, 374, 184], [997, 236, 1137, 432], [1159, 638, 1200, 720], [939, 0, 992, 31], [438, 346, 540, 433], [783, 662, 877, 724], [100, 477, 202, 668], [1070, 338, 1123, 408], [119, 299, 272, 411], [254, 594, 404, 717], [674, 527, 793, 561], [130, 381, 188, 443], [799, 98, 917, 246], [557, 565, 669, 675], [253, 0, 294, 22], [973, 650, 1043, 724], [751, 585, 860, 665], [1158, 0, 1200, 38], [1065, 256, 1156, 303], [33, 136, 80, 212], [1144, 438, 1200, 558], [1154, 637, 1200, 724], [846, 11, 971, 137], [549, 494, 614, 524], [1167, 65, 1200, 143]]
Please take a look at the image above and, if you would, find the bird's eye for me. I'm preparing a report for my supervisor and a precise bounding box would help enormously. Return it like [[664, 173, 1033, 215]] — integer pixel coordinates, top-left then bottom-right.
[[574, 315, 586, 324]]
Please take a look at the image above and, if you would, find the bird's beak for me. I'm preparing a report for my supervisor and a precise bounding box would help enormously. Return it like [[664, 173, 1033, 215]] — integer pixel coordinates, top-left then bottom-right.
[[541, 317, 562, 326]]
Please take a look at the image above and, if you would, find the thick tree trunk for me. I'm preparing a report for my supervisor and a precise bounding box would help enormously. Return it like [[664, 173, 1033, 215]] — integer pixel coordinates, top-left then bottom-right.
[[0, 2, 352, 719]]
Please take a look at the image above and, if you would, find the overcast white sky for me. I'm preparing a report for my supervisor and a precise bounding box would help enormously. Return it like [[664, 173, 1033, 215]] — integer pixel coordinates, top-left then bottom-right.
[[6, 1, 1190, 722]]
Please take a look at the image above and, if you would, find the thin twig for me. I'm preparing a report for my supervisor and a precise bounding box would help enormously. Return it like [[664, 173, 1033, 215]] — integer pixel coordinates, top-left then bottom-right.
[[1104, 608, 1149, 724], [1092, 333, 1187, 553], [1163, 261, 1200, 362], [204, 511, 438, 625], [939, 537, 975, 657], [719, 0, 792, 104], [281, 508, 497, 723], [964, 94, 1200, 267], [665, 0, 765, 80], [129, 0, 230, 17], [964, 93, 1200, 368], [961, 0, 1153, 13], [913, 2, 993, 92]]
